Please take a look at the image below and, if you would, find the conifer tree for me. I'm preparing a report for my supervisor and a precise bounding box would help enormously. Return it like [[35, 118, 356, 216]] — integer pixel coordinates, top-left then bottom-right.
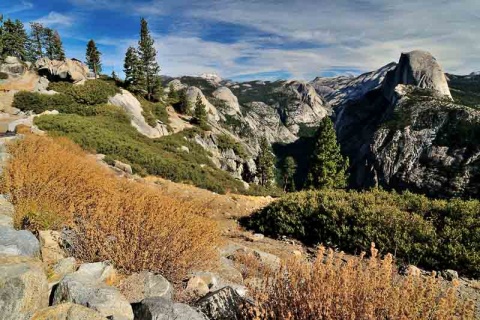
[[1, 18, 28, 59], [193, 94, 209, 130], [256, 137, 275, 187], [175, 88, 191, 114], [137, 18, 160, 100], [45, 28, 65, 60], [305, 117, 348, 189], [124, 46, 141, 90], [28, 22, 45, 61], [85, 39, 102, 78], [168, 83, 179, 102], [0, 15, 4, 58], [282, 156, 297, 192]]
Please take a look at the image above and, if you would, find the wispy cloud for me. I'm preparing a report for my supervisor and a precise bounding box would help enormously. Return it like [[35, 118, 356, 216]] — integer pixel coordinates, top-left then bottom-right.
[[35, 12, 74, 27]]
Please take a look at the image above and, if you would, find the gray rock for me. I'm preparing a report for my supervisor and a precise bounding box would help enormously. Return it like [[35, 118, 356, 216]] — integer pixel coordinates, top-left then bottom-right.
[[108, 89, 169, 139], [118, 271, 173, 304], [51, 257, 77, 280], [31, 302, 105, 320], [0, 195, 15, 217], [35, 57, 90, 84], [383, 50, 452, 102], [212, 87, 241, 115], [0, 226, 40, 258], [52, 262, 133, 320], [39, 230, 65, 265], [0, 214, 13, 227], [0, 56, 27, 75], [133, 297, 207, 320], [0, 256, 49, 320], [441, 269, 459, 281], [114, 160, 133, 175], [196, 287, 244, 320]]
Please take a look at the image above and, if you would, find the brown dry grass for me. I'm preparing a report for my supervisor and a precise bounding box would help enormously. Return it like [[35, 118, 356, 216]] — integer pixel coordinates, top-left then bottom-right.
[[243, 244, 475, 320], [2, 135, 222, 282]]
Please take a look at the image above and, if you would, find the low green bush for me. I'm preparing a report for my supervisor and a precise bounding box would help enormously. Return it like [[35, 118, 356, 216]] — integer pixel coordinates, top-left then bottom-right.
[[216, 134, 248, 159], [138, 97, 169, 126], [12, 91, 76, 114], [242, 189, 480, 277], [48, 80, 120, 105]]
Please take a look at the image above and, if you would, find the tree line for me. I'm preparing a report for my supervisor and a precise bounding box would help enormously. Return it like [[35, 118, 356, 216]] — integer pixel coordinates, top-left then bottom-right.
[[0, 14, 65, 61]]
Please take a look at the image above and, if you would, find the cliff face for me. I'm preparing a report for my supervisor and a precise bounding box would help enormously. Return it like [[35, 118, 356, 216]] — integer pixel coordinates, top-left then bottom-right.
[[331, 51, 479, 198]]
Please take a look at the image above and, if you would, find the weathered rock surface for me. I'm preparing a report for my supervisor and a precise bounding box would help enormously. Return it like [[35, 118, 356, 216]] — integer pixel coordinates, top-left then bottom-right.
[[196, 287, 243, 320], [0, 214, 13, 228], [108, 89, 169, 138], [0, 256, 49, 320], [35, 58, 90, 84], [0, 56, 29, 76], [38, 230, 65, 265], [383, 50, 452, 102], [52, 262, 133, 320], [0, 226, 40, 257], [133, 297, 207, 320], [186, 86, 220, 122], [118, 271, 173, 304], [50, 257, 77, 283], [114, 160, 133, 175], [212, 87, 241, 115], [31, 302, 105, 320]]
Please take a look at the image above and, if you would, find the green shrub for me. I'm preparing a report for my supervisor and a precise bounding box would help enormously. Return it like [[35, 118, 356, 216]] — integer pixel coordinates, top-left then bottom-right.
[[242, 189, 480, 277], [0, 72, 8, 80], [12, 91, 76, 114], [138, 97, 169, 126], [34, 114, 246, 195], [48, 80, 120, 105], [216, 134, 248, 159]]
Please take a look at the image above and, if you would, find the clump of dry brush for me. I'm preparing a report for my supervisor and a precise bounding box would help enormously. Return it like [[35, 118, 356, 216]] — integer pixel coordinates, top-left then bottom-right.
[[243, 243, 475, 320], [2, 135, 222, 282]]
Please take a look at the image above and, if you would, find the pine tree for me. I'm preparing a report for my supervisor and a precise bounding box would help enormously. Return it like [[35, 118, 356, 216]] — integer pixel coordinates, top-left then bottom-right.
[[28, 22, 45, 61], [168, 83, 179, 102], [305, 117, 349, 189], [282, 156, 297, 192], [137, 18, 160, 100], [194, 94, 209, 130], [1, 18, 28, 59], [45, 28, 65, 60], [175, 89, 191, 114], [0, 15, 4, 58], [256, 137, 275, 187], [124, 46, 141, 90], [85, 39, 102, 78]]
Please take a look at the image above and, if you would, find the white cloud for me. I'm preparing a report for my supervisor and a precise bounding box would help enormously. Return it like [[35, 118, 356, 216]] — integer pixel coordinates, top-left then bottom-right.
[[0, 1, 33, 15], [36, 12, 74, 27]]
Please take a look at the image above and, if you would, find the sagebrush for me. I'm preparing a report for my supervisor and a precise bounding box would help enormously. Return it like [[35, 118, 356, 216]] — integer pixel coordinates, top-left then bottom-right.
[[244, 244, 475, 320], [2, 135, 222, 281]]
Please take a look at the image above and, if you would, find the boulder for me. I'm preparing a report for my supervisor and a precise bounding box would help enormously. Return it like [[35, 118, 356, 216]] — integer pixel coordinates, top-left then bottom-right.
[[212, 87, 241, 115], [0, 194, 15, 217], [441, 269, 459, 281], [50, 257, 77, 282], [0, 213, 13, 228], [0, 256, 49, 320], [383, 50, 452, 102], [108, 89, 169, 138], [0, 56, 27, 76], [52, 261, 132, 320], [0, 226, 40, 258], [186, 86, 220, 121], [35, 58, 90, 84], [185, 276, 210, 297], [167, 79, 187, 91], [118, 271, 173, 304], [38, 230, 65, 265], [196, 287, 244, 320], [114, 160, 133, 175], [31, 303, 105, 320], [133, 297, 207, 320]]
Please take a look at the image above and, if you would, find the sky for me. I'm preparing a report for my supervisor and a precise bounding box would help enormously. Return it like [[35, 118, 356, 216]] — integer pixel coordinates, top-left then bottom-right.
[[1, 0, 479, 81]]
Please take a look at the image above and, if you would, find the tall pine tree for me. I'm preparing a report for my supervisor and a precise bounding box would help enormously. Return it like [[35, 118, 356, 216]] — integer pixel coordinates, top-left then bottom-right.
[[282, 156, 297, 192], [305, 117, 348, 189], [124, 46, 141, 90], [193, 94, 209, 130], [28, 22, 45, 61], [1, 19, 28, 59], [45, 28, 65, 60], [256, 137, 275, 187], [137, 18, 160, 101], [85, 39, 102, 78]]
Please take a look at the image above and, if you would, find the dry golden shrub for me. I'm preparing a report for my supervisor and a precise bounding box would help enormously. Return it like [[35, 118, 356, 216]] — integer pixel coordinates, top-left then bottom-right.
[[2, 135, 222, 281], [244, 244, 475, 320]]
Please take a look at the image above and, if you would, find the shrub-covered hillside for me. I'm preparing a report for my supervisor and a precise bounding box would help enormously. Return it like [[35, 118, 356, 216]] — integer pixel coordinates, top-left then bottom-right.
[[243, 189, 480, 278], [13, 80, 247, 194]]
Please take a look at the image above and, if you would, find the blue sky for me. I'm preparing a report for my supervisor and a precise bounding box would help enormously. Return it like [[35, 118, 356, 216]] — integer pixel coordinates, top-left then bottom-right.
[[1, 0, 479, 81]]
